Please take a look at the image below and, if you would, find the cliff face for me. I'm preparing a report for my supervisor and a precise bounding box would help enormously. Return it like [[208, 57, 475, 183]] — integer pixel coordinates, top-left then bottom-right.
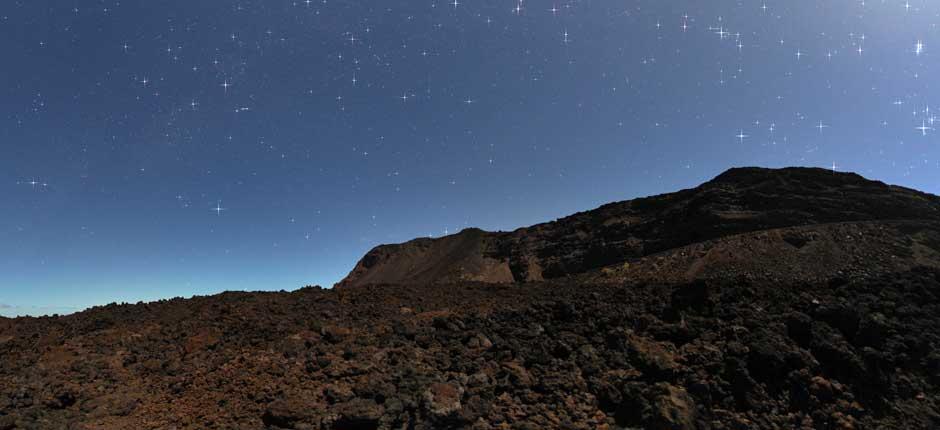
[[338, 167, 940, 288], [339, 228, 515, 287]]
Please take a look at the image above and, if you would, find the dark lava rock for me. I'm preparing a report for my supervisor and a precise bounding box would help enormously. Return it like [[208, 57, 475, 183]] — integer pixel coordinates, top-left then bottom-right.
[[338, 167, 940, 288], [262, 398, 319, 428], [1, 167, 939, 429], [331, 399, 383, 430], [2, 264, 939, 430]]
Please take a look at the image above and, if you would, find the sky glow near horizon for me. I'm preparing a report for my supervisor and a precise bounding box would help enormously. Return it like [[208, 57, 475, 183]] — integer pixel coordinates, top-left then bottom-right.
[[2, 0, 940, 316]]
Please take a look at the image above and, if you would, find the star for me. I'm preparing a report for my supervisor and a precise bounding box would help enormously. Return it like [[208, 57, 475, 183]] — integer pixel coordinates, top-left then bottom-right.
[[712, 26, 729, 40], [916, 120, 933, 136], [12, 0, 940, 310], [212, 201, 227, 216]]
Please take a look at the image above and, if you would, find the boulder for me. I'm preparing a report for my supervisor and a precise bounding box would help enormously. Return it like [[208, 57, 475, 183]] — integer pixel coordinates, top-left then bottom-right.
[[424, 382, 464, 418]]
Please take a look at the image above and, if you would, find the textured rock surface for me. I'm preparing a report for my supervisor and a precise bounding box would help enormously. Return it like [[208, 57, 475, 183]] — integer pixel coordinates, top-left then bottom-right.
[[1, 271, 939, 429], [338, 167, 940, 288], [1, 167, 939, 429]]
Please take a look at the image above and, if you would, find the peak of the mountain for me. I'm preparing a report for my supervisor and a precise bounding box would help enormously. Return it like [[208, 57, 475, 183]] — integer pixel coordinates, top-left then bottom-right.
[[2, 166, 940, 429], [708, 166, 865, 184], [338, 167, 940, 288]]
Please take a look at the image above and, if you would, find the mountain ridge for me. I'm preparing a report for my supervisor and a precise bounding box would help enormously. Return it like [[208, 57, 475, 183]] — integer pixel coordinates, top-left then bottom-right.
[[2, 166, 940, 429], [338, 166, 940, 288]]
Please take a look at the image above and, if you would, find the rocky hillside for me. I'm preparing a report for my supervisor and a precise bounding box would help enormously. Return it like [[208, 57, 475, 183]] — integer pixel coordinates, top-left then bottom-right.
[[1, 270, 939, 429], [338, 167, 940, 288], [1, 166, 939, 429]]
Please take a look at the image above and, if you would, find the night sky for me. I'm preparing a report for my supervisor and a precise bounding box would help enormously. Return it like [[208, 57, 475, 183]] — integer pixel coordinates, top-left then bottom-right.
[[3, 1, 939, 316]]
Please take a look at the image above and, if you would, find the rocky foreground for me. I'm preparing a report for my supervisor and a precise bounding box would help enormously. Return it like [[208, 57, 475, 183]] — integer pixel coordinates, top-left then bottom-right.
[[1, 269, 939, 429], [2, 167, 940, 429]]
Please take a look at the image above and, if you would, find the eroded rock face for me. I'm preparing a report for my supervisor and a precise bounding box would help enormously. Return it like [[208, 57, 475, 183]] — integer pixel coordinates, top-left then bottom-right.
[[338, 167, 940, 288]]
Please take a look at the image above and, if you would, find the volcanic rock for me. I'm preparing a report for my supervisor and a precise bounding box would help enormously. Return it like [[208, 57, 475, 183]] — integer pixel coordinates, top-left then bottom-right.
[[1, 167, 939, 429], [338, 167, 940, 288]]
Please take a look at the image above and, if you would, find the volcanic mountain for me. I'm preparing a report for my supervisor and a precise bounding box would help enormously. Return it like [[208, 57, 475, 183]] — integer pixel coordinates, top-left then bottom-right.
[[339, 167, 940, 287], [1, 167, 939, 430]]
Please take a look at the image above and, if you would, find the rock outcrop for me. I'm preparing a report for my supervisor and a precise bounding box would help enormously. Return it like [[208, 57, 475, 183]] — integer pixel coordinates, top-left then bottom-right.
[[338, 167, 940, 288], [2, 166, 940, 429], [2, 269, 939, 429]]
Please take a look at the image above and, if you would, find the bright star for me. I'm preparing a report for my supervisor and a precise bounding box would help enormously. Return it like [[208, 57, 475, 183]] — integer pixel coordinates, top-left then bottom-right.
[[212, 201, 227, 216], [916, 120, 934, 136]]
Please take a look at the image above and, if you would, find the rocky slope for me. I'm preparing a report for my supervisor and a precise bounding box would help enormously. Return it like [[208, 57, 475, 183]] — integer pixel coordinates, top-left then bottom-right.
[[1, 270, 939, 429], [338, 167, 940, 288], [1, 166, 939, 429]]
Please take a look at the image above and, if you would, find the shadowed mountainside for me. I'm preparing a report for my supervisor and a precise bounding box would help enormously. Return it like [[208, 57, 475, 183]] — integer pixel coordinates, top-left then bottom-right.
[[1, 166, 939, 429], [338, 167, 940, 288]]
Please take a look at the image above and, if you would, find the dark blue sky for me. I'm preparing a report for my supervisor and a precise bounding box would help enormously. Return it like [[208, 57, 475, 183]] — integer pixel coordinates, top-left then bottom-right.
[[2, 0, 938, 316]]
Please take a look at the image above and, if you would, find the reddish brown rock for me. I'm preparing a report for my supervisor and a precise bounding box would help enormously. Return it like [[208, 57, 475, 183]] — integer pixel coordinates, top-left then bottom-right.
[[0, 167, 939, 429], [424, 382, 464, 418], [338, 167, 940, 288]]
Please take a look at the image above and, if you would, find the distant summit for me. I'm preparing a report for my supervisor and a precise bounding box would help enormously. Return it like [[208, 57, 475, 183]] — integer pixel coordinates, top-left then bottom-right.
[[4, 166, 940, 429], [338, 167, 940, 288]]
